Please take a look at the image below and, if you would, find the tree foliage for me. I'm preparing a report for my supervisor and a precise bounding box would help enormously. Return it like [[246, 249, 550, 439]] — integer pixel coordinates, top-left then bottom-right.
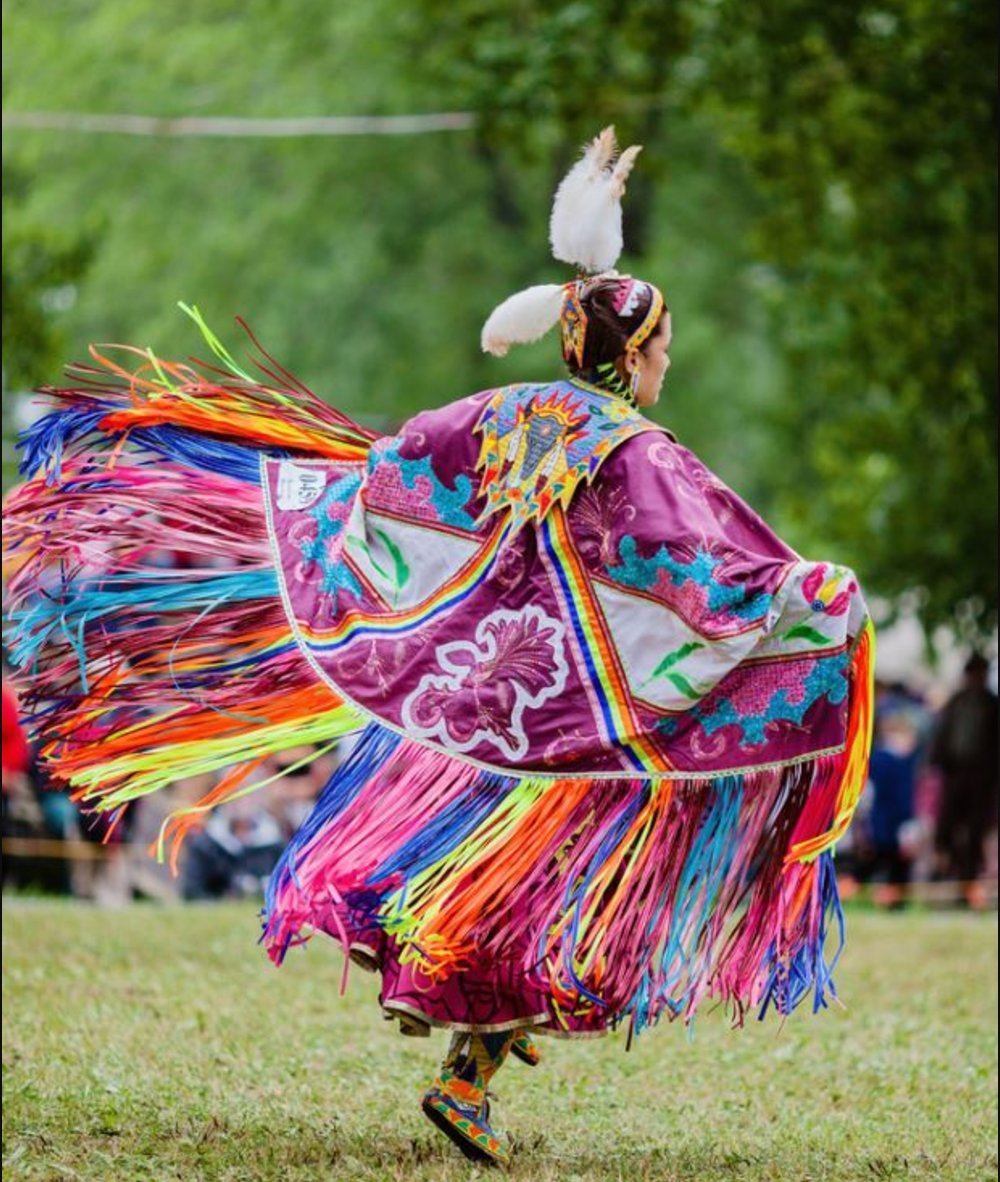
[[2, 0, 995, 640], [695, 0, 998, 639], [2, 169, 93, 391]]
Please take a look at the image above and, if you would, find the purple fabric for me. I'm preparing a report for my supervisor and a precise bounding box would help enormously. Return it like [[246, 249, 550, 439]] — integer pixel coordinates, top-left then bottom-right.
[[264, 381, 867, 778], [356, 930, 606, 1036]]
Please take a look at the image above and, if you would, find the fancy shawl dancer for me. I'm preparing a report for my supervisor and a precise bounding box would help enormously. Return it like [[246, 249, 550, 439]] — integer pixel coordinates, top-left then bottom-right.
[[4, 128, 873, 1166]]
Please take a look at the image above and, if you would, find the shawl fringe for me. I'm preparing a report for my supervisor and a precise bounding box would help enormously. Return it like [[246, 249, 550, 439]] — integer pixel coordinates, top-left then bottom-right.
[[2, 316, 873, 1034]]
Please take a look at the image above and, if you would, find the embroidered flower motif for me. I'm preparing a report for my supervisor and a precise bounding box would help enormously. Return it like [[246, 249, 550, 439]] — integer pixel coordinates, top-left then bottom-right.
[[543, 725, 589, 767], [800, 563, 857, 617], [646, 438, 682, 470], [401, 606, 569, 760], [571, 484, 636, 568], [335, 635, 430, 697], [489, 538, 530, 592], [287, 515, 319, 583]]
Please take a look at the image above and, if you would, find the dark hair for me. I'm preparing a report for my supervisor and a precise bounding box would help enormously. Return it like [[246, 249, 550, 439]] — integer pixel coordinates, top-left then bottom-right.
[[567, 277, 665, 372]]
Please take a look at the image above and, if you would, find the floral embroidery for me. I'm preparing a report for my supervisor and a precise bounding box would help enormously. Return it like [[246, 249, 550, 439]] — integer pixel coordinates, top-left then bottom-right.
[[489, 538, 530, 592], [333, 634, 431, 697], [606, 536, 772, 630], [571, 483, 637, 568], [401, 606, 569, 760], [800, 563, 858, 617], [263, 373, 868, 777]]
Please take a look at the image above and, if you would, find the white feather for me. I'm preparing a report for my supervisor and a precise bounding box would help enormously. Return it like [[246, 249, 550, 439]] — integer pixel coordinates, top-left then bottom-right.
[[480, 284, 565, 356], [549, 126, 642, 274]]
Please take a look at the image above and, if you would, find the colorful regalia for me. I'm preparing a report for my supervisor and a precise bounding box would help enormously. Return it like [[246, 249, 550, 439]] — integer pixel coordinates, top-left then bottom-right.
[[3, 127, 873, 1165]]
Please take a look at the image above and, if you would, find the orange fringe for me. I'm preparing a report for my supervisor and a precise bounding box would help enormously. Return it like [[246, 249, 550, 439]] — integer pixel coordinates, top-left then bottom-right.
[[787, 618, 875, 863]]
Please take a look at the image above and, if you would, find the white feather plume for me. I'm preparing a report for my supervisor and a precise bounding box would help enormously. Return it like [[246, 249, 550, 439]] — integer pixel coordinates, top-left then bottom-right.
[[549, 126, 642, 274], [480, 284, 565, 356]]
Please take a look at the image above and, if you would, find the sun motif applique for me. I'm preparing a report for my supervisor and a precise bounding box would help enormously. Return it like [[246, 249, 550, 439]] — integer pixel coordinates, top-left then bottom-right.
[[473, 383, 652, 533]]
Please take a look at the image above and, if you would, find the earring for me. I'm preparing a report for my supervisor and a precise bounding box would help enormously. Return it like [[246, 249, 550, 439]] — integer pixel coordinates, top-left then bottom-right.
[[629, 365, 642, 400]]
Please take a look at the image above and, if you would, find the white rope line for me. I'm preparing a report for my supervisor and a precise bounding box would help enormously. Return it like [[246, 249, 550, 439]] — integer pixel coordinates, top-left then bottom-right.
[[1, 110, 476, 138]]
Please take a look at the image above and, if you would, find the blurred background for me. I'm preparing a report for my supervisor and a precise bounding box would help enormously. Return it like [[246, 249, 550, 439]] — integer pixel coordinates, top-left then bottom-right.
[[2, 0, 997, 904]]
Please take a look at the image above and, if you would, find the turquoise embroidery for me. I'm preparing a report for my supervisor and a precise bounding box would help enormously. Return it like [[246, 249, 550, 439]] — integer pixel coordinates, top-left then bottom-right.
[[608, 537, 772, 623], [300, 471, 364, 604], [373, 438, 477, 530], [689, 651, 850, 747]]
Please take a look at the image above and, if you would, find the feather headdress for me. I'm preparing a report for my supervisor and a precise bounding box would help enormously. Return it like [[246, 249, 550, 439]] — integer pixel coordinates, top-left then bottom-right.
[[481, 126, 642, 358], [549, 125, 641, 274], [480, 284, 566, 358]]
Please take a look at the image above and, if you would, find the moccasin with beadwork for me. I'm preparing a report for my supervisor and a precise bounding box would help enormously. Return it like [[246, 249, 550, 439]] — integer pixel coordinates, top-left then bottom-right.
[[510, 1029, 541, 1067], [421, 1068, 512, 1166]]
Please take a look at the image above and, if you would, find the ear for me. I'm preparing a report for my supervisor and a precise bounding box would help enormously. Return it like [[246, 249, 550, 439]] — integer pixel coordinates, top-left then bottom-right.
[[623, 348, 641, 374]]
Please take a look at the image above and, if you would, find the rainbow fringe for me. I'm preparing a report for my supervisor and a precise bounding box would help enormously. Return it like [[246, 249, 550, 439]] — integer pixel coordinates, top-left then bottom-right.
[[3, 313, 371, 849], [3, 312, 875, 1036], [264, 619, 873, 1033]]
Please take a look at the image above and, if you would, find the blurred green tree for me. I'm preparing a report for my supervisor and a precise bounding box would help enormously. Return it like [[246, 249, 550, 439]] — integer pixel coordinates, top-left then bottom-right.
[[2, 168, 94, 392], [390, 0, 998, 640], [2, 167, 94, 482], [0, 0, 779, 477], [693, 0, 998, 639], [2, 0, 995, 639]]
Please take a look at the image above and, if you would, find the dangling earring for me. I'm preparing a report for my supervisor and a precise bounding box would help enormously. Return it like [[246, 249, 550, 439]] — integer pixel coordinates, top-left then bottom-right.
[[629, 364, 642, 402]]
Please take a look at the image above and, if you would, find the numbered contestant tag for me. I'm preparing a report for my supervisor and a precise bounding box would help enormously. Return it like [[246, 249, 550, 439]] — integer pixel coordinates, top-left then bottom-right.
[[275, 461, 328, 511]]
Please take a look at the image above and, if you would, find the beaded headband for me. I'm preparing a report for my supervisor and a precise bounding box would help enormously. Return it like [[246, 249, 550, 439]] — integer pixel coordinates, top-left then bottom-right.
[[560, 277, 664, 370]]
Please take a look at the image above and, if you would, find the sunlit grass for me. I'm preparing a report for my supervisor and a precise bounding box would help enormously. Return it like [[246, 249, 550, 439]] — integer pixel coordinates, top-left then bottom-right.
[[2, 902, 996, 1181]]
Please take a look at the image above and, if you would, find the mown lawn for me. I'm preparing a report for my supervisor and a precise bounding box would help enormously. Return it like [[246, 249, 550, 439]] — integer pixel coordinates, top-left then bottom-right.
[[2, 902, 996, 1181]]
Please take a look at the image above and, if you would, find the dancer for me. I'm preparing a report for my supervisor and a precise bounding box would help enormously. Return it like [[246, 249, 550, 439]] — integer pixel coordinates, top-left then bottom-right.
[[4, 129, 873, 1166]]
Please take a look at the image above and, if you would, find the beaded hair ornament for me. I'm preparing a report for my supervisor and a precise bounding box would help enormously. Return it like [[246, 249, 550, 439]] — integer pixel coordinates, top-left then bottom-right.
[[481, 126, 664, 373]]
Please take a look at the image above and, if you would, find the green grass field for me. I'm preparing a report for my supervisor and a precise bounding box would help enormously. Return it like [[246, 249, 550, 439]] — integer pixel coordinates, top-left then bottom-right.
[[2, 902, 996, 1182]]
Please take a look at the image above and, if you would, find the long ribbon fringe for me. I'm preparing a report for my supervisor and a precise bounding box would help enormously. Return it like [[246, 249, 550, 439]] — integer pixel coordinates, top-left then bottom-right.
[[3, 317, 374, 856], [2, 314, 873, 1037], [262, 719, 854, 1034]]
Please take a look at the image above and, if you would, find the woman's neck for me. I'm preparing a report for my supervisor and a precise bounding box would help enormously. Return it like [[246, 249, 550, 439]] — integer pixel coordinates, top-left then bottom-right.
[[567, 362, 636, 407]]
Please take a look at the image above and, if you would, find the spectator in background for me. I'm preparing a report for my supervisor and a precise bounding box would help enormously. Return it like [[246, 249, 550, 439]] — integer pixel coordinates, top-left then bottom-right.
[[863, 712, 919, 907], [181, 804, 285, 901], [264, 744, 337, 841], [2, 676, 34, 871], [929, 652, 999, 907], [2, 677, 31, 792], [180, 745, 336, 900], [2, 671, 76, 893]]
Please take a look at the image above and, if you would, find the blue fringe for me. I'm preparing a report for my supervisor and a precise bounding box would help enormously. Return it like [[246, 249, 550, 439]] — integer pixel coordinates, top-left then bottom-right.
[[623, 776, 745, 1034], [651, 777, 744, 1015], [19, 403, 284, 486], [757, 850, 844, 1019], [19, 405, 113, 480], [552, 783, 651, 1008], [123, 425, 284, 484], [7, 569, 279, 675], [262, 722, 403, 959]]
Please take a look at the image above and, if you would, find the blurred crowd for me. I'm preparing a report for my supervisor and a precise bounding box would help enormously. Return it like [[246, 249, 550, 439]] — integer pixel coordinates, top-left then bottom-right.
[[838, 652, 998, 910], [3, 651, 997, 910], [2, 658, 349, 903]]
